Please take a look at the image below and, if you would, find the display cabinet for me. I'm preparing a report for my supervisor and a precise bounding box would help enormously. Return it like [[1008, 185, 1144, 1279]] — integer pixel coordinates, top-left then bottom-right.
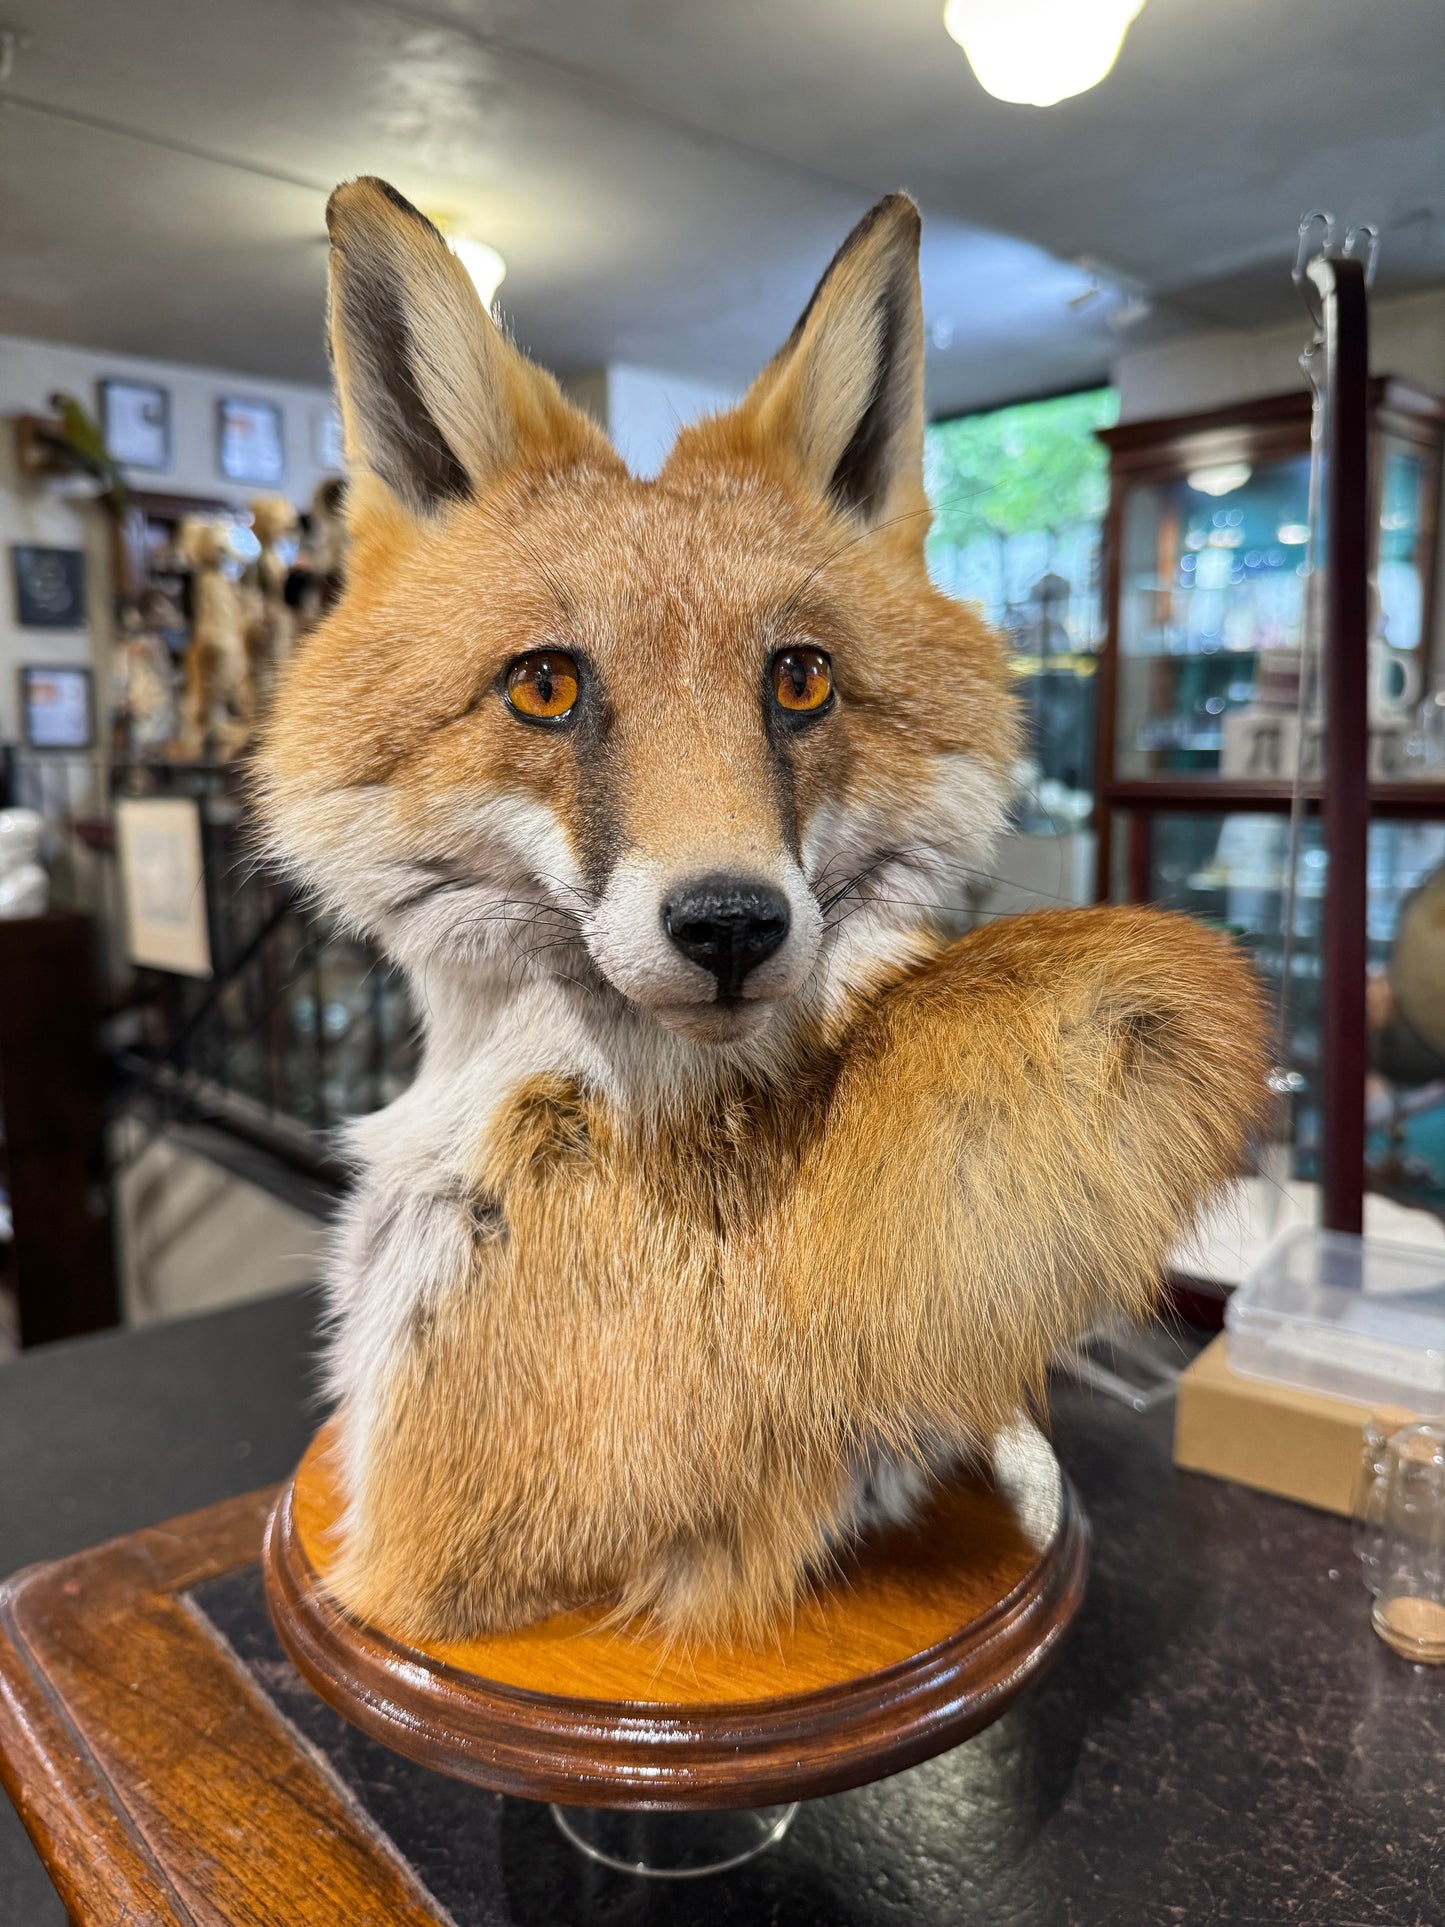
[[1093, 379, 1445, 1217], [1096, 378, 1444, 867]]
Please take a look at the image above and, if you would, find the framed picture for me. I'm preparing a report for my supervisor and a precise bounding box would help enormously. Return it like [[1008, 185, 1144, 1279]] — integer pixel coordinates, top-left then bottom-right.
[[19, 664, 95, 750], [313, 404, 345, 472], [11, 545, 87, 629], [218, 396, 285, 486], [99, 378, 171, 471], [115, 797, 213, 978]]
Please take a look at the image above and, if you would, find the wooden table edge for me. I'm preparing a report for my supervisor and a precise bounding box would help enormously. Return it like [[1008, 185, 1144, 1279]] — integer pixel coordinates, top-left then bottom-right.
[[0, 1579, 194, 1926], [0, 1485, 443, 1927]]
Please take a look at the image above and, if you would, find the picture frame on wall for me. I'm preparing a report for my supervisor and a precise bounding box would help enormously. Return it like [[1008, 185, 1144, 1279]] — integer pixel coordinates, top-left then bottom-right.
[[99, 378, 171, 472], [312, 403, 345, 472], [217, 395, 285, 486], [11, 544, 87, 629], [19, 664, 95, 750], [115, 796, 213, 978]]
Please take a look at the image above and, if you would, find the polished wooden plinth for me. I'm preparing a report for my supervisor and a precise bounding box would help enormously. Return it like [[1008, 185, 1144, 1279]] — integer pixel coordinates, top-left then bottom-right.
[[263, 1420, 1089, 1810]]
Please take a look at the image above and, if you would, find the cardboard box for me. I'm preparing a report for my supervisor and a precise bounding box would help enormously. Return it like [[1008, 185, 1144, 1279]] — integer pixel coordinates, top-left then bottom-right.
[[1173, 1334, 1414, 1516]]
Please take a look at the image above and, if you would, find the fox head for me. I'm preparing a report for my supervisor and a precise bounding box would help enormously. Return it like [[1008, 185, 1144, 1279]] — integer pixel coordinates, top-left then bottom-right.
[[258, 179, 1017, 1054]]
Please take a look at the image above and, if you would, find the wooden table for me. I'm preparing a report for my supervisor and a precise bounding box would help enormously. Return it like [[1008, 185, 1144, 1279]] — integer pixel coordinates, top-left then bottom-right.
[[0, 1418, 1084, 1919], [4, 1289, 1444, 1927]]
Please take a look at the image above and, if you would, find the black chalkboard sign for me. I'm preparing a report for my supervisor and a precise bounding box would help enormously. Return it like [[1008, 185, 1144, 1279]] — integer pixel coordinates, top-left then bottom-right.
[[11, 544, 87, 629]]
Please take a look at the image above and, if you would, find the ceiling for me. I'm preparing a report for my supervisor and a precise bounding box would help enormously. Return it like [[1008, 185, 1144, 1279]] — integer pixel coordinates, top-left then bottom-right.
[[1, 0, 1442, 417]]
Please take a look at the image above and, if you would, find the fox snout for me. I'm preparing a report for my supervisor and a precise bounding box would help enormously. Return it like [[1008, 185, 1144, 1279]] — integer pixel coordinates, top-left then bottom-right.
[[585, 853, 824, 1043], [662, 876, 790, 996]]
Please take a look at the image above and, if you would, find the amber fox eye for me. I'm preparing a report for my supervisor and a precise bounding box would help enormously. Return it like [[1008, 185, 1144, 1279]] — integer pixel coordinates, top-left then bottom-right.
[[771, 646, 833, 716], [505, 651, 580, 723]]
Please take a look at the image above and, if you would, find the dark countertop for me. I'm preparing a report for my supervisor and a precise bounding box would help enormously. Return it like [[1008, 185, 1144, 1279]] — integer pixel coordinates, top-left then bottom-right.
[[0, 1290, 326, 1926], [2, 1291, 1442, 1926]]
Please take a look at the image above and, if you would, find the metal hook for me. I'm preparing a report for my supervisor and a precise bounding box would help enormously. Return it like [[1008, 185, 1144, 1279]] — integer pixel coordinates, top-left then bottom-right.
[[1343, 222, 1380, 288], [1293, 210, 1381, 331], [1293, 210, 1335, 330]]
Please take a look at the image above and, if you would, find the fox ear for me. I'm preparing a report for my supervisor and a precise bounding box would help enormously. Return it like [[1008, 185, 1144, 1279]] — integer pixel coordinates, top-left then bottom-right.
[[325, 177, 606, 523], [734, 194, 925, 528]]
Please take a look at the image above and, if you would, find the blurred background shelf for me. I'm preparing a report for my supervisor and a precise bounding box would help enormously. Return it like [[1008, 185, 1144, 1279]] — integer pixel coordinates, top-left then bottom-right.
[[1093, 380, 1445, 1227]]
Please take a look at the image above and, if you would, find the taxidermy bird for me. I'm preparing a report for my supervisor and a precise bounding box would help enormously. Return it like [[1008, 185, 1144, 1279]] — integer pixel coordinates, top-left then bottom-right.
[[258, 179, 1268, 1646], [45, 391, 129, 518]]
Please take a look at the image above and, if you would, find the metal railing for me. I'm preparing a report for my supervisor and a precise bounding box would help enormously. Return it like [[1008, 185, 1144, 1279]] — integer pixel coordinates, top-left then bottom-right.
[[6, 749, 417, 1175]]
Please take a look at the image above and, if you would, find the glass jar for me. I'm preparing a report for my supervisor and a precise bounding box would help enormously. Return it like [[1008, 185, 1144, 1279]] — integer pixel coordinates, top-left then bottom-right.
[[1356, 1420, 1445, 1663]]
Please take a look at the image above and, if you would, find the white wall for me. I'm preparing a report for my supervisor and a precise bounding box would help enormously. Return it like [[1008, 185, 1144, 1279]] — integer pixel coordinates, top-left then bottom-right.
[[600, 363, 739, 477], [0, 333, 336, 742], [1113, 289, 1445, 422]]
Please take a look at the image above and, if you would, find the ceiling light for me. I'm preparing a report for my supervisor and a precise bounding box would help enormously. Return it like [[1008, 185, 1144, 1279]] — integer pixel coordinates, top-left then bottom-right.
[[450, 237, 507, 310], [1187, 463, 1253, 498], [943, 0, 1147, 106]]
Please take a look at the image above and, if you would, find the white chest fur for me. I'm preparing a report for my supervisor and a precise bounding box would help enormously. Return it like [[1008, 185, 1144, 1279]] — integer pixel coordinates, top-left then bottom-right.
[[324, 966, 605, 1514]]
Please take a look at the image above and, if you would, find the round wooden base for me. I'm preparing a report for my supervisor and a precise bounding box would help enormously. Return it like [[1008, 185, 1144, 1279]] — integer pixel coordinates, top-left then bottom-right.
[[263, 1421, 1088, 1810]]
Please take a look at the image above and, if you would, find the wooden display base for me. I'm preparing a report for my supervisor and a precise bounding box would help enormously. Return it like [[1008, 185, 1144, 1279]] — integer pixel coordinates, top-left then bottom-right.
[[0, 1425, 1085, 1921], [265, 1420, 1089, 1810]]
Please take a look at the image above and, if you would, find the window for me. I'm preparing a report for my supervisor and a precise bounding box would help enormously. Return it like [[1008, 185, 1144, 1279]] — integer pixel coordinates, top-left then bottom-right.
[[925, 388, 1118, 839]]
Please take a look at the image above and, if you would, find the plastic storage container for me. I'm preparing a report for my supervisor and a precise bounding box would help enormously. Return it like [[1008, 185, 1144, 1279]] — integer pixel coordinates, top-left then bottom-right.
[[1226, 1228, 1445, 1414]]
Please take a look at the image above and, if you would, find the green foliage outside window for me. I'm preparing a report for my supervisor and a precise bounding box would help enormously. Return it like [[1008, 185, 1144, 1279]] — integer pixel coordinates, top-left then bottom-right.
[[925, 387, 1118, 557], [923, 387, 1119, 828]]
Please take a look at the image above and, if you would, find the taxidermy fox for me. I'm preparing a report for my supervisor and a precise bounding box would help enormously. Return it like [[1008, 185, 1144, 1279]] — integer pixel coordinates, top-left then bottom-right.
[[259, 177, 1267, 1644]]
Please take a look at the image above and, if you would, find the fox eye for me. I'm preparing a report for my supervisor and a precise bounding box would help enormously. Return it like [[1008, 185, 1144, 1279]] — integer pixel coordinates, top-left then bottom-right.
[[771, 647, 833, 716], [505, 650, 579, 723]]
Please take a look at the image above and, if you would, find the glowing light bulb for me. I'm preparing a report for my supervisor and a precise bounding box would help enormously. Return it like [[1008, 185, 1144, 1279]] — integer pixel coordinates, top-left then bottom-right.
[[1187, 462, 1253, 498], [450, 237, 507, 309], [943, 0, 1147, 107]]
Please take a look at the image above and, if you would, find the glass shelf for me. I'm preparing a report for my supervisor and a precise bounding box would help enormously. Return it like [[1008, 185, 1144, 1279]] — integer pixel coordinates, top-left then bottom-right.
[[1120, 811, 1445, 1217], [1113, 428, 1437, 783]]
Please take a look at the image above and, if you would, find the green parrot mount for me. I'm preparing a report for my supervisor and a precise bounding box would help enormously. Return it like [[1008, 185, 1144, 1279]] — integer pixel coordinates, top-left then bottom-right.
[[38, 391, 130, 519]]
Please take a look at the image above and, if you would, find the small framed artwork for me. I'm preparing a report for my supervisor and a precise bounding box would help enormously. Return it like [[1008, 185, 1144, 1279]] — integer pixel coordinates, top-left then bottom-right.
[[313, 404, 345, 472], [218, 396, 285, 486], [12, 545, 87, 630], [19, 664, 95, 750], [99, 378, 171, 471], [115, 796, 213, 978]]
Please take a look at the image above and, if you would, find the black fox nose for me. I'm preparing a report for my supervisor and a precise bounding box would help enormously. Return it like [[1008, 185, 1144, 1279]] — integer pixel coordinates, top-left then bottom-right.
[[662, 875, 791, 999]]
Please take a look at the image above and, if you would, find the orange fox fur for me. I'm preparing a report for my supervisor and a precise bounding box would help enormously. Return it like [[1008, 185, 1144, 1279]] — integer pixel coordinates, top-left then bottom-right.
[[258, 178, 1268, 1644]]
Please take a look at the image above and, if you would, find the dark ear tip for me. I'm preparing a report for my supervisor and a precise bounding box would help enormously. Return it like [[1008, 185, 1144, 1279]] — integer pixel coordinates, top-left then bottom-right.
[[325, 176, 442, 245], [834, 192, 921, 269], [873, 192, 922, 246]]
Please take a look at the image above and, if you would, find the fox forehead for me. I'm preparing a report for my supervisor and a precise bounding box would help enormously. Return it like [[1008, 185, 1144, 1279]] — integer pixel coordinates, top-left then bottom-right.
[[268, 456, 1012, 883]]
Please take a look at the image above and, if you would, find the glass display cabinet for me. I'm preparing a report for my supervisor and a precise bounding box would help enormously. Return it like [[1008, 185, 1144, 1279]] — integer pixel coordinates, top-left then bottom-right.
[[1094, 380, 1445, 1218], [1097, 379, 1443, 827]]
